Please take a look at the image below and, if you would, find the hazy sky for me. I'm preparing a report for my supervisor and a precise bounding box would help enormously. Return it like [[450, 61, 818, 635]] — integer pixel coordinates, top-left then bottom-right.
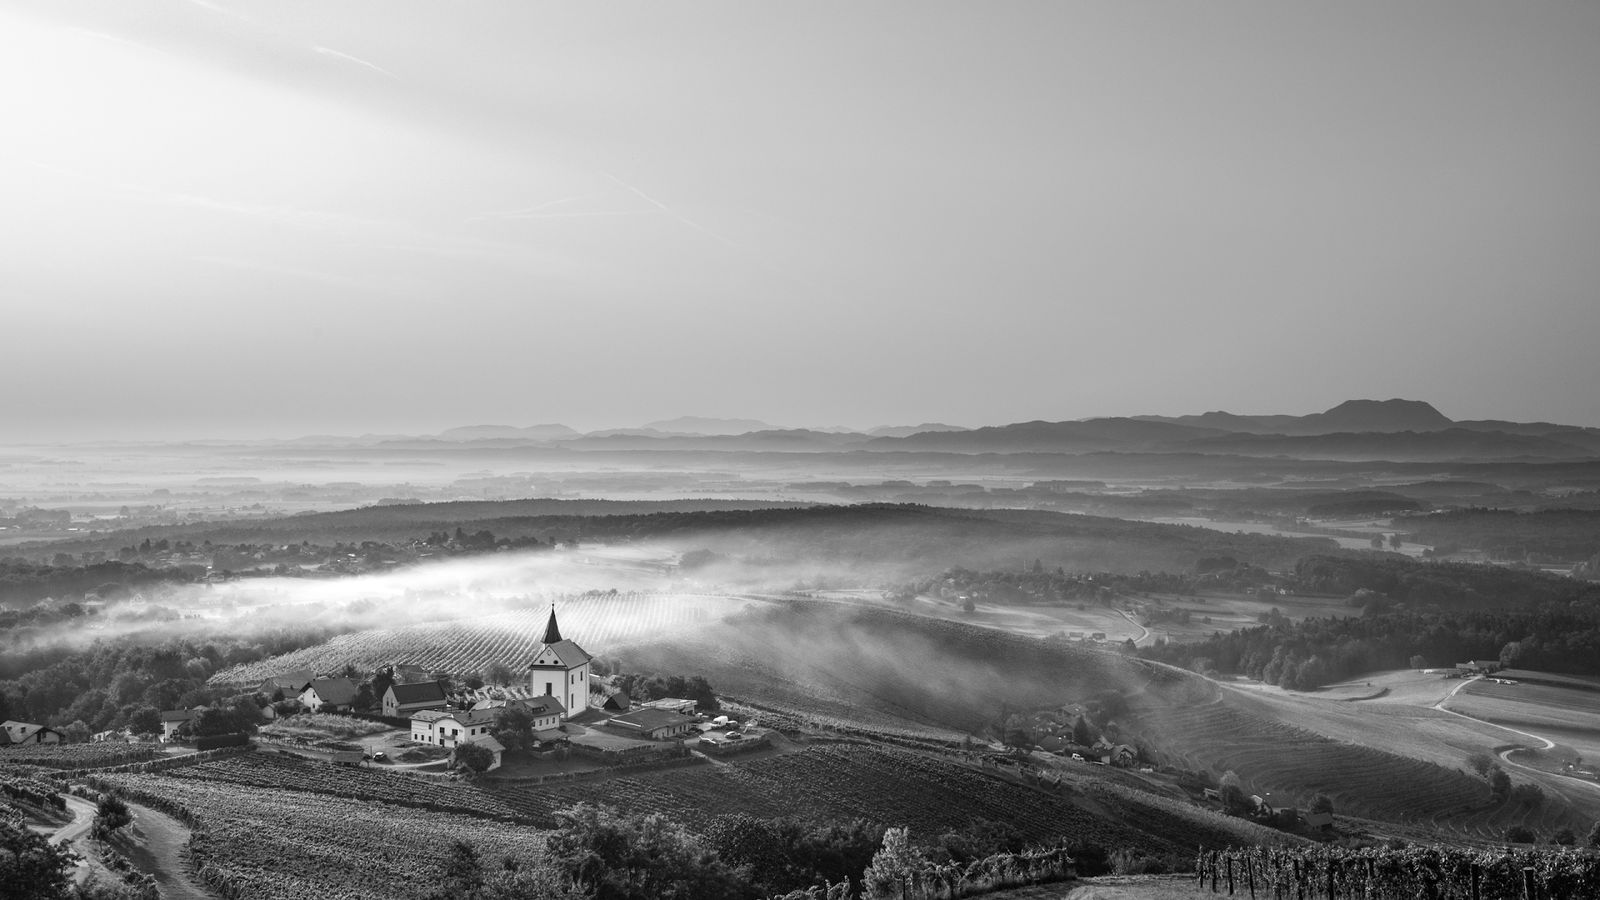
[[4, 1, 1598, 439]]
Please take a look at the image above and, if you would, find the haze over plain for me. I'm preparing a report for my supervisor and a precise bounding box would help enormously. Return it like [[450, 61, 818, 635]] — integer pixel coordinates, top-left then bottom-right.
[[3, 1, 1598, 439]]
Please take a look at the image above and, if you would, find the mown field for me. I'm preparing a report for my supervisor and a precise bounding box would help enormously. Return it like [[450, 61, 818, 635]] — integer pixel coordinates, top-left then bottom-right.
[[1133, 677, 1600, 843]]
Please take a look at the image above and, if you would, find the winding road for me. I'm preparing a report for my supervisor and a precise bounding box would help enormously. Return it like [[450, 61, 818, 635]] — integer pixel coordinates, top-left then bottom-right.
[[48, 795, 101, 884], [1430, 674, 1600, 798]]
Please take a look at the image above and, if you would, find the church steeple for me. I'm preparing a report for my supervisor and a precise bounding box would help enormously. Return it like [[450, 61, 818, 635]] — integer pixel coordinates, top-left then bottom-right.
[[540, 606, 563, 644]]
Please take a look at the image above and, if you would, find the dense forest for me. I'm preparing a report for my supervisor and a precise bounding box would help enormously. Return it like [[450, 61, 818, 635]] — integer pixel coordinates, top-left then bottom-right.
[[1393, 508, 1600, 562], [1147, 555, 1600, 689]]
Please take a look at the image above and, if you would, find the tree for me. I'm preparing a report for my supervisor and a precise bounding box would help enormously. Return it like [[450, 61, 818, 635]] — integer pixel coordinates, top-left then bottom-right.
[[1589, 820, 1600, 848], [62, 720, 90, 744], [93, 793, 132, 838], [960, 597, 976, 614], [1553, 827, 1576, 845], [494, 706, 537, 752], [861, 827, 930, 899], [1072, 716, 1095, 747], [1505, 825, 1536, 844], [455, 741, 495, 774], [483, 661, 515, 686], [1309, 793, 1334, 814], [418, 838, 585, 900], [0, 820, 76, 900], [1218, 771, 1248, 814], [546, 803, 745, 900], [1409, 654, 1427, 669], [1467, 753, 1495, 777], [1487, 765, 1512, 803], [126, 707, 160, 736], [464, 672, 485, 690]]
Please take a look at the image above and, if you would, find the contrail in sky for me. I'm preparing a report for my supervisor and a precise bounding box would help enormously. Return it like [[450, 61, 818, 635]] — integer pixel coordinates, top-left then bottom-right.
[[601, 171, 744, 250], [315, 46, 399, 80]]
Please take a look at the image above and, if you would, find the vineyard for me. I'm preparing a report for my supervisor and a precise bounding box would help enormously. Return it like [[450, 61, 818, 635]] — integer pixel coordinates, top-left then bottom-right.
[[482, 743, 1286, 855], [209, 592, 759, 683], [162, 751, 529, 821], [92, 771, 549, 900], [0, 742, 161, 770], [1200, 845, 1600, 899]]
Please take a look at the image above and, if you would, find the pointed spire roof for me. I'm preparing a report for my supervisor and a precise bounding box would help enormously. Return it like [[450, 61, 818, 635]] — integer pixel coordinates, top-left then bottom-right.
[[540, 606, 563, 644]]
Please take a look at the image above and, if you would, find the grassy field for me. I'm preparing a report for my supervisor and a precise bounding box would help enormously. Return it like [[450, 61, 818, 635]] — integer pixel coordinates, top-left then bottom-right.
[[1152, 670, 1600, 842]]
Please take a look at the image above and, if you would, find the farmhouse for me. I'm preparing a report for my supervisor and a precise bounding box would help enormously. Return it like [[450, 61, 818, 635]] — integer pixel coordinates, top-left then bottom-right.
[[382, 681, 449, 718], [410, 708, 500, 748], [259, 669, 315, 698], [1, 720, 61, 745], [300, 677, 359, 713], [607, 707, 696, 740], [160, 709, 199, 740], [528, 607, 592, 718]]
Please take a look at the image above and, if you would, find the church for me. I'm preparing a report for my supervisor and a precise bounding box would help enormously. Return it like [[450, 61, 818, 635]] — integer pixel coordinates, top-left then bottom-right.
[[528, 606, 592, 718]]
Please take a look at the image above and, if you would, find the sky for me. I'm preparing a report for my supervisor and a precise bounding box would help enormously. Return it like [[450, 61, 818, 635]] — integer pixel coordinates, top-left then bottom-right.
[[3, 1, 1598, 440]]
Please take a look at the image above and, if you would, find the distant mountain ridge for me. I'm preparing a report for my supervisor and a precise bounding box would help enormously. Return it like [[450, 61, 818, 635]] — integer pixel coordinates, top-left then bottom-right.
[[1135, 398, 1454, 435], [255, 399, 1599, 462]]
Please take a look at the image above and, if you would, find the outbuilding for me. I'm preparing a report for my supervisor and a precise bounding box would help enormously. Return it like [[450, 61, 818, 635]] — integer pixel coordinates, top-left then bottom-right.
[[606, 708, 696, 740]]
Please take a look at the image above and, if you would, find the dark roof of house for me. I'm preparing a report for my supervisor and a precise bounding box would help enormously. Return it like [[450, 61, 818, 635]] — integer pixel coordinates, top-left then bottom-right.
[[160, 709, 199, 723], [387, 681, 448, 704], [524, 695, 566, 717], [602, 691, 631, 711], [304, 677, 359, 705], [610, 708, 692, 732]]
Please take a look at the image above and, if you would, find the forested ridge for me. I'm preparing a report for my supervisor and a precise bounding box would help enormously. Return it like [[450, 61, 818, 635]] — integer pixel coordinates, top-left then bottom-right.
[[1146, 554, 1600, 688]]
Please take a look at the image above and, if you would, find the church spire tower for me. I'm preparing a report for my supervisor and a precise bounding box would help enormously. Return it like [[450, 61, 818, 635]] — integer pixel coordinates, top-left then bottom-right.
[[541, 605, 563, 644], [528, 603, 591, 719]]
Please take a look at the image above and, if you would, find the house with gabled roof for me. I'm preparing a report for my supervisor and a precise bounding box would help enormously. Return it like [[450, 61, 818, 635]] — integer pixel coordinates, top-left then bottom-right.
[[259, 669, 315, 698], [300, 677, 359, 713], [382, 681, 448, 718], [160, 709, 199, 741], [2, 720, 62, 745], [528, 606, 592, 718], [410, 708, 500, 748]]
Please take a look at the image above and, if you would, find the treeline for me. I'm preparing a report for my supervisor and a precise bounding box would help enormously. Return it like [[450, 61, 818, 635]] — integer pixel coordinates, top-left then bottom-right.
[[1145, 608, 1600, 689], [0, 629, 339, 731], [1145, 553, 1600, 689], [1394, 508, 1600, 562], [0, 560, 191, 608], [1285, 554, 1600, 608], [416, 803, 1086, 900]]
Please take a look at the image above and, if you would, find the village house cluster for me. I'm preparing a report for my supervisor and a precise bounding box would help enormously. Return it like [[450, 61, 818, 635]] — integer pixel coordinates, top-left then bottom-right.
[[225, 607, 756, 773]]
